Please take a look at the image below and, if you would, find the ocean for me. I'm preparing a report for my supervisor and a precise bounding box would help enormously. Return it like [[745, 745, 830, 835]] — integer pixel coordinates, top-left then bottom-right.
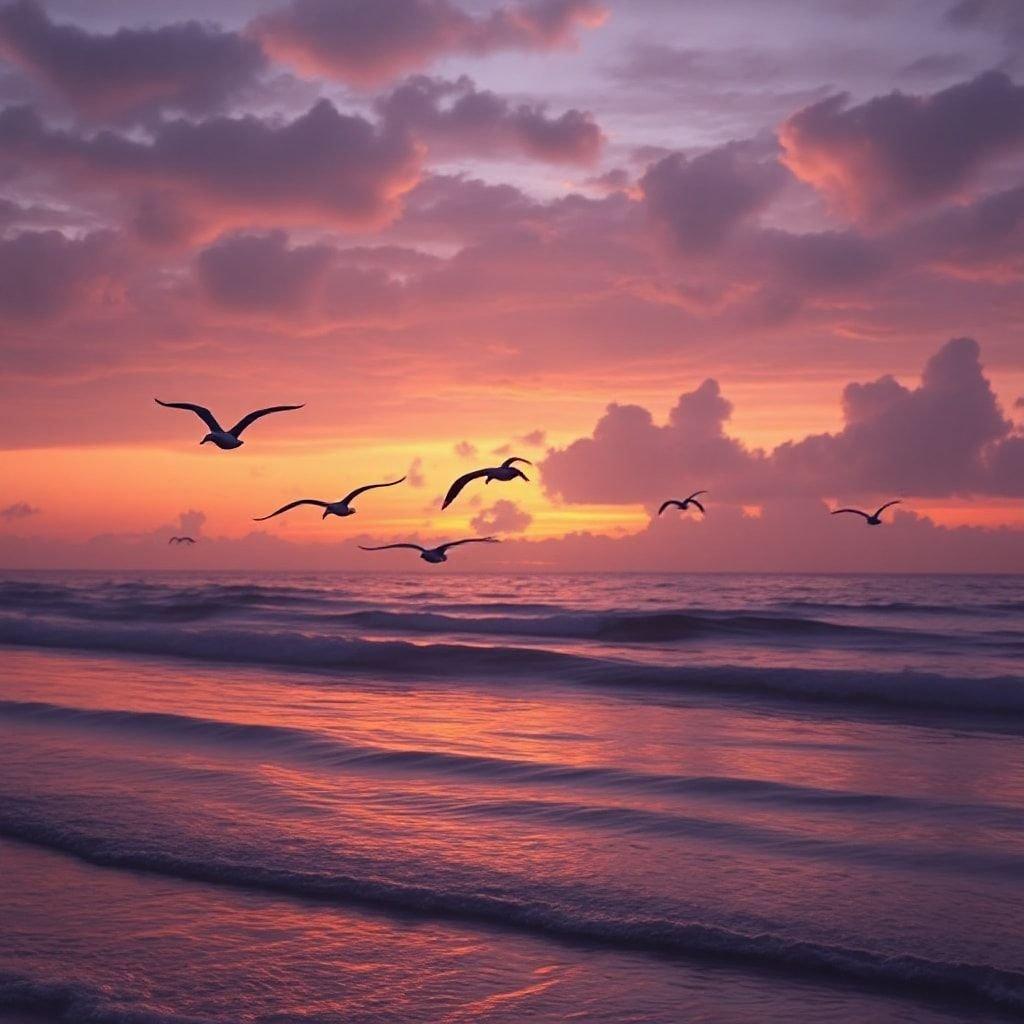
[[1, 571, 1023, 1023]]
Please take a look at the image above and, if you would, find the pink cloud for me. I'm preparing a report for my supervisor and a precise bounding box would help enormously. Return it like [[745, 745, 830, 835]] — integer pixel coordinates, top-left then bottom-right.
[[251, 0, 606, 86], [0, 99, 422, 240], [780, 72, 1024, 221]]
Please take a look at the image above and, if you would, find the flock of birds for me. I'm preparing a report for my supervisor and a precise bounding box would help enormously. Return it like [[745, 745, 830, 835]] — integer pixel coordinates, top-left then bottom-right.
[[156, 399, 903, 561]]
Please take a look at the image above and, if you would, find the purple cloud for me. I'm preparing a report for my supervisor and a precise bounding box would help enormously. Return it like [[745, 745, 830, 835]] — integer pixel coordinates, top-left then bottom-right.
[[641, 141, 787, 251], [0, 500, 40, 520], [0, 229, 116, 321], [0, 99, 421, 238], [377, 74, 602, 164], [0, 1, 265, 121], [542, 337, 1024, 505], [470, 499, 533, 533]]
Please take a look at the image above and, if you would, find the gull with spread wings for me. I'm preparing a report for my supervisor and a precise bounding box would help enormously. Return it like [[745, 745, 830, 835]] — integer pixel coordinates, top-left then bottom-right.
[[155, 399, 304, 450], [658, 491, 707, 517], [441, 457, 531, 510], [359, 537, 499, 564], [254, 477, 406, 522], [831, 500, 901, 526], [168, 536, 196, 545]]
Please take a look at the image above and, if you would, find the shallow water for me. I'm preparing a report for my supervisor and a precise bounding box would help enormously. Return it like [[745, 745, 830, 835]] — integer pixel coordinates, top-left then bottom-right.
[[1, 572, 1022, 1022]]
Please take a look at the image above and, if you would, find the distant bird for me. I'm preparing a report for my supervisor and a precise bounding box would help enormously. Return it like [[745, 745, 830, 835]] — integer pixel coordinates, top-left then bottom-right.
[[442, 457, 531, 509], [168, 536, 196, 545], [658, 491, 707, 516], [155, 399, 304, 449], [254, 477, 406, 521], [831, 500, 901, 526], [359, 537, 499, 564]]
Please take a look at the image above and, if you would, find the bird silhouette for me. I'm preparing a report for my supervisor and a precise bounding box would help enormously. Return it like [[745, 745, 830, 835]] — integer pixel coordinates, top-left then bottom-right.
[[359, 537, 499, 564], [155, 399, 304, 449], [168, 536, 196, 545], [658, 491, 707, 516], [442, 457, 531, 509], [254, 477, 406, 521], [831, 500, 901, 526]]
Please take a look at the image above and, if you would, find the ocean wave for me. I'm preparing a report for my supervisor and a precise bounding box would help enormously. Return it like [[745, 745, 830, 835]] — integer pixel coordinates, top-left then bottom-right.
[[8, 696, 1024, 831], [4, 699, 1023, 832], [324, 608, 922, 644], [3, 818, 1022, 1013], [1, 615, 1021, 716], [0, 969, 211, 1024]]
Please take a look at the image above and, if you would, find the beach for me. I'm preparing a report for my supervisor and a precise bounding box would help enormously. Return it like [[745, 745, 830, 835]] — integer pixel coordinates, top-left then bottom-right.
[[1, 571, 1023, 1022]]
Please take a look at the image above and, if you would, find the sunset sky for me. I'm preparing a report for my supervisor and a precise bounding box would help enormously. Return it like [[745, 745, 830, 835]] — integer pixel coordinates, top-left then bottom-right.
[[1, 0, 1022, 571]]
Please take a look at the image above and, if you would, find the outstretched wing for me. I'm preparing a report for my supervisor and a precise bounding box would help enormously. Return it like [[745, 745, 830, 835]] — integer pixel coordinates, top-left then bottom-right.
[[441, 468, 488, 509], [168, 537, 178, 544], [874, 499, 901, 517], [228, 404, 304, 438], [831, 508, 869, 518], [358, 543, 425, 553], [690, 499, 706, 515], [658, 500, 683, 515], [501, 457, 533, 469], [253, 499, 328, 522], [685, 490, 708, 503], [342, 477, 406, 506], [437, 537, 499, 554], [155, 400, 221, 432]]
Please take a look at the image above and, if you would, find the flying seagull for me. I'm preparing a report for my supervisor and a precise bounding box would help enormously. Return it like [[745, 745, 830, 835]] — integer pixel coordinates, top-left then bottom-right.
[[442, 457, 531, 510], [254, 477, 406, 521], [658, 491, 707, 516], [831, 500, 901, 526], [359, 537, 499, 564], [155, 399, 304, 449], [168, 536, 196, 545]]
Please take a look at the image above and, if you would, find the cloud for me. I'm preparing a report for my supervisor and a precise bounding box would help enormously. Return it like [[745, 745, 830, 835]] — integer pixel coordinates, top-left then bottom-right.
[[251, 0, 606, 86], [641, 141, 787, 251], [542, 337, 1024, 505], [772, 337, 1020, 496], [0, 500, 39, 520], [406, 457, 426, 487], [196, 231, 334, 314], [0, 99, 421, 240], [454, 439, 477, 458], [0, 1, 265, 121], [542, 378, 761, 505], [0, 229, 117, 321], [376, 74, 602, 164], [518, 429, 546, 446], [780, 72, 1024, 221], [469, 498, 533, 533]]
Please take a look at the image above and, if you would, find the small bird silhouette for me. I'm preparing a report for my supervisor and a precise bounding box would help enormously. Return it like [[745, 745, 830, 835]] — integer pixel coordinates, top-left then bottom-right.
[[168, 536, 196, 545], [155, 399, 304, 449], [658, 491, 707, 516], [254, 477, 406, 521], [442, 458, 531, 509], [831, 500, 901, 526], [359, 537, 499, 564]]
